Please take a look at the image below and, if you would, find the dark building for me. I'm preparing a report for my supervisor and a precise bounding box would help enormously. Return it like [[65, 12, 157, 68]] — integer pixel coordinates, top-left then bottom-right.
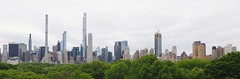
[[39, 46, 49, 62], [57, 41, 61, 52], [114, 41, 128, 61], [102, 47, 108, 62], [79, 44, 84, 61], [108, 51, 113, 62], [9, 43, 19, 58], [71, 47, 79, 61], [114, 42, 121, 61]]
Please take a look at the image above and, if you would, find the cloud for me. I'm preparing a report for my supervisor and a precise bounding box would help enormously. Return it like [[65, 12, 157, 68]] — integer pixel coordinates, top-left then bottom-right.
[[0, 0, 240, 56]]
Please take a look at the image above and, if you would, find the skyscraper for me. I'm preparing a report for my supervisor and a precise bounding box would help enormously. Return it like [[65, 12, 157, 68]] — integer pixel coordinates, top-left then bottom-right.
[[71, 47, 79, 61], [154, 31, 162, 57], [87, 33, 93, 62], [211, 46, 217, 59], [44, 14, 49, 63], [28, 34, 32, 53], [9, 43, 19, 58], [192, 41, 206, 59], [102, 47, 108, 62], [79, 44, 84, 61], [123, 46, 130, 60], [57, 41, 61, 52], [1, 44, 8, 62], [82, 12, 87, 60], [107, 51, 113, 62], [63, 31, 68, 64], [133, 50, 140, 60], [114, 41, 128, 61], [224, 44, 237, 54], [63, 31, 67, 52], [172, 46, 177, 54], [216, 46, 224, 57]]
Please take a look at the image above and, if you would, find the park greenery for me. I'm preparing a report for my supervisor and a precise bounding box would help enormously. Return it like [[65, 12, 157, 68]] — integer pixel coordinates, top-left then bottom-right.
[[1, 52, 240, 79]]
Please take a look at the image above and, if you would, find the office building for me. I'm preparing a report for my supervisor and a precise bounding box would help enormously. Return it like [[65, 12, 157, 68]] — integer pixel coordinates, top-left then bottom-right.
[[9, 43, 19, 58], [149, 48, 154, 54], [71, 47, 79, 61], [211, 46, 217, 59], [107, 51, 113, 62], [181, 51, 188, 59], [57, 41, 61, 52], [1, 44, 8, 62], [140, 48, 148, 58], [82, 12, 87, 60], [87, 33, 93, 62], [123, 46, 130, 60], [192, 41, 206, 59], [154, 31, 162, 57], [172, 46, 177, 54], [79, 44, 84, 61], [102, 47, 108, 62], [39, 46, 46, 62], [212, 46, 224, 59], [133, 50, 140, 60], [114, 41, 128, 61]]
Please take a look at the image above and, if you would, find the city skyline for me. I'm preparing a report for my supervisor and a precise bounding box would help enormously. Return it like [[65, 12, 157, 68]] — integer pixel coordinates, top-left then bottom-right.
[[1, 0, 240, 55]]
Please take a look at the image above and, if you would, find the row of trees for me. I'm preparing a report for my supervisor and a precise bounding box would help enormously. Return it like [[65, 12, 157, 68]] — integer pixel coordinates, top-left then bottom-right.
[[1, 52, 240, 79]]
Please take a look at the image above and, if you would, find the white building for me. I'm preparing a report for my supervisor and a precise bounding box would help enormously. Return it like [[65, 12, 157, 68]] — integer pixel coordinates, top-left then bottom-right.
[[87, 33, 93, 62]]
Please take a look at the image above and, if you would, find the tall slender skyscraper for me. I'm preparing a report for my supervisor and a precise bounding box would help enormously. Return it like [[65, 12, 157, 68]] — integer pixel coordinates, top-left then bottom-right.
[[83, 13, 87, 60], [44, 14, 49, 63], [154, 31, 162, 57], [45, 14, 48, 54], [87, 33, 93, 62], [63, 31, 68, 64], [63, 31, 67, 52], [28, 34, 32, 53]]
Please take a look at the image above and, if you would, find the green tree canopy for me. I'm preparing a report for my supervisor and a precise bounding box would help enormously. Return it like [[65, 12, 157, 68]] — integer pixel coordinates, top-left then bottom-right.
[[206, 52, 240, 79], [79, 60, 110, 79]]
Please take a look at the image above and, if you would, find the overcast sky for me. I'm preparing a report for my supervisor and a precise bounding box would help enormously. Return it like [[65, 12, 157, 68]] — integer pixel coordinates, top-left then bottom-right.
[[1, 0, 240, 55]]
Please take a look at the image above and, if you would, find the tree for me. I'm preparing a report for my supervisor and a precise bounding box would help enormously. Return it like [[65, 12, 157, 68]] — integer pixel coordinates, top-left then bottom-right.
[[0, 69, 45, 79], [79, 60, 110, 79], [176, 59, 210, 70], [0, 63, 15, 70], [46, 64, 78, 79], [69, 69, 94, 79], [206, 52, 240, 79], [105, 61, 129, 79]]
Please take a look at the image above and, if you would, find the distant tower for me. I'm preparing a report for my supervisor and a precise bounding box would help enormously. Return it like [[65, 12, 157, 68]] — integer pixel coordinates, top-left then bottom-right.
[[45, 14, 48, 54], [44, 14, 49, 63], [192, 41, 206, 59], [57, 41, 61, 52], [63, 31, 67, 52], [154, 30, 162, 57], [82, 13, 87, 60], [87, 33, 93, 62], [1, 44, 8, 62], [123, 46, 130, 60], [63, 31, 68, 64], [28, 34, 32, 53], [172, 46, 177, 54], [114, 41, 128, 61]]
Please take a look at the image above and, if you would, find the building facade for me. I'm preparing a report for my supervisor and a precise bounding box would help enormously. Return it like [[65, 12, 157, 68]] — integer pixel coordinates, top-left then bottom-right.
[[154, 31, 162, 57], [87, 33, 93, 62], [192, 41, 206, 59]]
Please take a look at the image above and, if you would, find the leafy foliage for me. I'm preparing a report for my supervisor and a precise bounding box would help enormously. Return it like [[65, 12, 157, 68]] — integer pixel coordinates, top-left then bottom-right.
[[206, 52, 240, 79], [1, 52, 240, 79]]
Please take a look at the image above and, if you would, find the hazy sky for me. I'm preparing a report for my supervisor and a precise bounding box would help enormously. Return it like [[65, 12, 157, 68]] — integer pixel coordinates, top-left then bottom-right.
[[1, 0, 240, 55]]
